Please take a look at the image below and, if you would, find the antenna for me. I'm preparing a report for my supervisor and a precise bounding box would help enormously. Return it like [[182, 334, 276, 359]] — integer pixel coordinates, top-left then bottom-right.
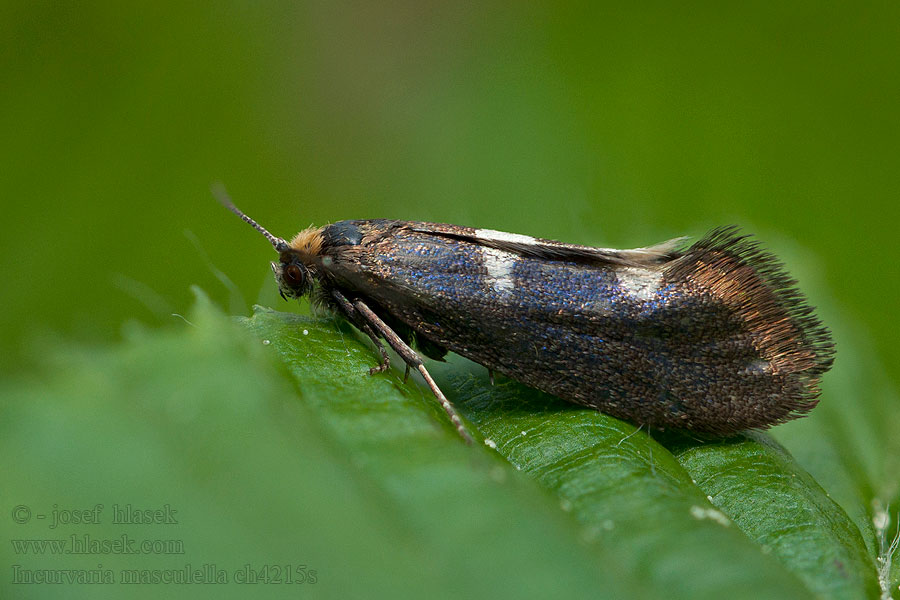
[[211, 182, 290, 253]]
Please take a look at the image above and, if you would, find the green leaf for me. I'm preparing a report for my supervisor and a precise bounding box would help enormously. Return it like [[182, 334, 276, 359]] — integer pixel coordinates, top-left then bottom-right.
[[1, 294, 891, 599], [246, 305, 875, 599]]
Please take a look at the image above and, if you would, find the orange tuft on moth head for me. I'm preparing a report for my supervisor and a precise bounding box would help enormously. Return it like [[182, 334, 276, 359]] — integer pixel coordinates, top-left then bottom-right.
[[289, 227, 325, 258]]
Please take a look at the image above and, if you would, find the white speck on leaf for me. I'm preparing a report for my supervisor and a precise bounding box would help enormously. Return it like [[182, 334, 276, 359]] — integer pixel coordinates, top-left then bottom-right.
[[689, 505, 730, 527]]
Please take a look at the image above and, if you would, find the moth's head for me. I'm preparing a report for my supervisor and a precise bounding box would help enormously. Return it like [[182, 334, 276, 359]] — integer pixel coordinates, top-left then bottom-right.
[[214, 184, 322, 302], [271, 254, 312, 300], [271, 228, 325, 299]]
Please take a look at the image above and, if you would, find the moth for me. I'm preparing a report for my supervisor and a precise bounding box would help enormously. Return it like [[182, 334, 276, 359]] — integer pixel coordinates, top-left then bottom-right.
[[218, 192, 834, 444]]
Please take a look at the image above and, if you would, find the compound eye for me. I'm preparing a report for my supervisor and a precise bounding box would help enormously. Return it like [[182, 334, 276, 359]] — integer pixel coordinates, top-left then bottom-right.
[[284, 264, 305, 286]]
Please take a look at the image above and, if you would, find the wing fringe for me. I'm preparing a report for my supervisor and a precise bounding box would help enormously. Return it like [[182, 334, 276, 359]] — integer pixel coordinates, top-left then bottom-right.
[[666, 226, 835, 422]]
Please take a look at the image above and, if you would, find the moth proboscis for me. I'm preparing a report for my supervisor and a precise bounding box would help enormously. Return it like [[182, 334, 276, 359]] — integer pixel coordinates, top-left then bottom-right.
[[216, 189, 834, 444]]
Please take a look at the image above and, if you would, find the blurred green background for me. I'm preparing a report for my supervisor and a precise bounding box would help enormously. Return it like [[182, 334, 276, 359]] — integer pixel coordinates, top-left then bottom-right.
[[2, 3, 900, 598], [2, 2, 898, 382]]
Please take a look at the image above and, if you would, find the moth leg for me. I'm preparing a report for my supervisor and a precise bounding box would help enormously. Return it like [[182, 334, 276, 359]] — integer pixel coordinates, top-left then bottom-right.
[[331, 290, 390, 374], [365, 336, 391, 375], [351, 298, 474, 445], [488, 369, 495, 386]]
